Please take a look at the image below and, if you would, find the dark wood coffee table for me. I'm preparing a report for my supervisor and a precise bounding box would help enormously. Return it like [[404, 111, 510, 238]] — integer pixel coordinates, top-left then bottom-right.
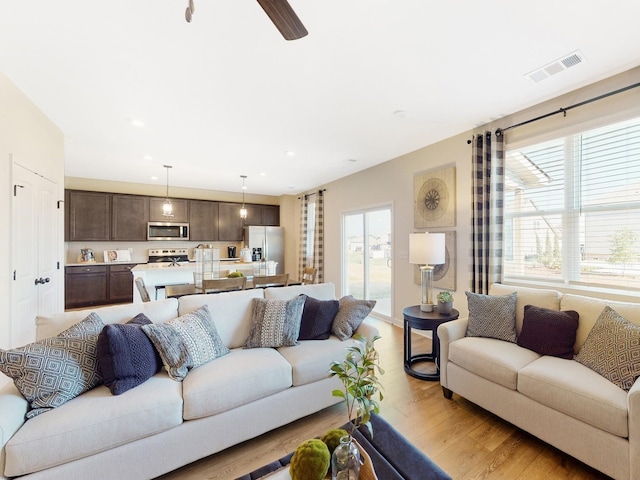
[[236, 414, 451, 480]]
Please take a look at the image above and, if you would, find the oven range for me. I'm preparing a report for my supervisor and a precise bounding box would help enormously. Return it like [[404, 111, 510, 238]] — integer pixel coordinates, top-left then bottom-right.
[[147, 248, 190, 266]]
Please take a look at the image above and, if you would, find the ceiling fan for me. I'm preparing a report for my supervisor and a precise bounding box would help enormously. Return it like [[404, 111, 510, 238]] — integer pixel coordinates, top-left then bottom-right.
[[185, 0, 308, 41]]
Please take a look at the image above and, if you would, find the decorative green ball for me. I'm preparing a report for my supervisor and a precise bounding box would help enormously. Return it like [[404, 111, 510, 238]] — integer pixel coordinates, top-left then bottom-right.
[[321, 428, 349, 455], [289, 439, 330, 480]]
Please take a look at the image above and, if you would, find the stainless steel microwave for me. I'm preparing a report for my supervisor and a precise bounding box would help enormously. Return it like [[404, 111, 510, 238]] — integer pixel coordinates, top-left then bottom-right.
[[147, 222, 189, 241]]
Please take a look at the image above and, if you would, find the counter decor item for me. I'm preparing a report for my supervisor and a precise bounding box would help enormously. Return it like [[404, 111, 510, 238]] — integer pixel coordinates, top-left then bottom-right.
[[437, 291, 453, 315], [194, 246, 220, 287], [329, 334, 384, 480], [79, 248, 95, 263]]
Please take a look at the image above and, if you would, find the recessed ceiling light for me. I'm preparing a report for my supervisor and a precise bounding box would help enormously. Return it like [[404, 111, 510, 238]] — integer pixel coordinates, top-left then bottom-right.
[[393, 110, 407, 118], [144, 155, 153, 161], [150, 175, 158, 180], [347, 158, 357, 163], [131, 119, 145, 127], [259, 172, 267, 176], [285, 151, 295, 157]]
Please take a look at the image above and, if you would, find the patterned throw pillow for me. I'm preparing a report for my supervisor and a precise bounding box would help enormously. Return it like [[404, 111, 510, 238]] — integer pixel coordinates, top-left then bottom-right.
[[298, 296, 340, 341], [332, 296, 376, 341], [517, 305, 579, 359], [97, 313, 163, 395], [0, 312, 105, 419], [465, 291, 517, 343], [575, 306, 640, 391], [244, 295, 306, 348], [142, 305, 230, 381]]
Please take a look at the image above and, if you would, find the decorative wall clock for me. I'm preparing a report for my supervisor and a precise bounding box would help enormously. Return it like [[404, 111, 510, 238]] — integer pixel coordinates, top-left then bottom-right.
[[413, 166, 456, 228]]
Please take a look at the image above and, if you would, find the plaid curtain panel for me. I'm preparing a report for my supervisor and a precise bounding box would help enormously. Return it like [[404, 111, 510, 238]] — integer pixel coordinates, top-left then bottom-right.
[[314, 190, 324, 283], [299, 194, 309, 280]]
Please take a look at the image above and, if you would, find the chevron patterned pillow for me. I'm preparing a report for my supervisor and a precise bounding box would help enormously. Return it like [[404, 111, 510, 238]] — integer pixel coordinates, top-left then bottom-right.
[[465, 291, 517, 343]]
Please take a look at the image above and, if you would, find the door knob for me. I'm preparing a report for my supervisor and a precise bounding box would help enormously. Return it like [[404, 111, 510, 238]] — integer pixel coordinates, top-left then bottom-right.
[[34, 277, 51, 285]]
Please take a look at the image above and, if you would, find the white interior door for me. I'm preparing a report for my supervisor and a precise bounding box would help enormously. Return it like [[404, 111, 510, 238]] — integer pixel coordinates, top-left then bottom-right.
[[11, 163, 60, 347]]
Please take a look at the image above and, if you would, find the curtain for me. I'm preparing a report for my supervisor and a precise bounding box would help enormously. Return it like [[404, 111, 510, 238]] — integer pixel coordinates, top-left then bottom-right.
[[299, 194, 310, 281], [471, 131, 505, 293], [314, 190, 324, 283], [298, 190, 324, 282]]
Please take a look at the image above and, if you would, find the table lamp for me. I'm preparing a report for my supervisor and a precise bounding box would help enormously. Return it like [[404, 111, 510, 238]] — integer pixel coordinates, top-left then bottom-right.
[[409, 232, 446, 312]]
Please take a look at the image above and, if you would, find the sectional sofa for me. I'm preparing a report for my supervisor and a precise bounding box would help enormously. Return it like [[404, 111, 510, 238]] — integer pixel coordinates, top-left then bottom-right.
[[438, 283, 640, 480], [0, 283, 378, 480]]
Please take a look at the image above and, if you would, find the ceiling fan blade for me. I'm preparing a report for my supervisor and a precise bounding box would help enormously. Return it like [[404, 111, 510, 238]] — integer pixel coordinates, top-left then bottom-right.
[[256, 0, 308, 41]]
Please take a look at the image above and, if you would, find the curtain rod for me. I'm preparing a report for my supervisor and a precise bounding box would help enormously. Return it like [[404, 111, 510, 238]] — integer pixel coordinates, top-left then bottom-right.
[[495, 81, 640, 137], [297, 188, 326, 200]]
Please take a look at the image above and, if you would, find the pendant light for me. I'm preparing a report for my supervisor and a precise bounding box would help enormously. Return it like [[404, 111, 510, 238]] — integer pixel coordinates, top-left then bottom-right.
[[162, 165, 173, 217], [240, 175, 248, 220]]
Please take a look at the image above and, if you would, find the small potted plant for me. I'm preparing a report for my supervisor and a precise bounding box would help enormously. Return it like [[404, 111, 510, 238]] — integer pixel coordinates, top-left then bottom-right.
[[437, 290, 454, 315]]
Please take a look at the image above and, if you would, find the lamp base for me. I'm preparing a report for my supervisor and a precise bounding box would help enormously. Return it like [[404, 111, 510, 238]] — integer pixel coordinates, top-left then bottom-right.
[[420, 303, 434, 312]]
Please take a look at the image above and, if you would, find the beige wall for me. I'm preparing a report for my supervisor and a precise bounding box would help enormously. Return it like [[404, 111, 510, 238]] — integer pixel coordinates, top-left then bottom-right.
[[1, 71, 65, 348]]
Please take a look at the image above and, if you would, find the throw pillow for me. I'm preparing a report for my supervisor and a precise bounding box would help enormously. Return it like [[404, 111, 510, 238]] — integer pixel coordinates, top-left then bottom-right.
[[97, 313, 162, 395], [575, 306, 640, 391], [0, 312, 105, 419], [142, 305, 230, 381], [298, 296, 340, 341], [465, 291, 517, 343], [517, 305, 579, 359], [332, 296, 376, 341], [244, 295, 307, 348]]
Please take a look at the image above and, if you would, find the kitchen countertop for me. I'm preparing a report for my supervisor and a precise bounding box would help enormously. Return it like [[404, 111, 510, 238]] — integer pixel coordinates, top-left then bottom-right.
[[66, 261, 140, 267]]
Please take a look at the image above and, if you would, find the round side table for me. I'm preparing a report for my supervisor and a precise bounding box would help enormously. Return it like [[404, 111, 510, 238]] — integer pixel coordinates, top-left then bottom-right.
[[403, 305, 459, 381]]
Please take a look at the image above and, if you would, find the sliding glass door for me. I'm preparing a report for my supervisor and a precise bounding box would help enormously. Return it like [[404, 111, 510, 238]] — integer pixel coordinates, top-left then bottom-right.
[[343, 205, 392, 317]]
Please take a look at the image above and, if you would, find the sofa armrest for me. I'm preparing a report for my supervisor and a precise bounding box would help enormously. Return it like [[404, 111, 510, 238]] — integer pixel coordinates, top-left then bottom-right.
[[628, 377, 640, 479], [437, 318, 468, 390], [0, 382, 28, 479], [354, 318, 380, 341]]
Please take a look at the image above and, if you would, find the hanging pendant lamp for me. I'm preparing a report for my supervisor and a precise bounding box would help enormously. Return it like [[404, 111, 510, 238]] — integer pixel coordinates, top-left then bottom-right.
[[162, 165, 174, 217], [240, 175, 248, 220]]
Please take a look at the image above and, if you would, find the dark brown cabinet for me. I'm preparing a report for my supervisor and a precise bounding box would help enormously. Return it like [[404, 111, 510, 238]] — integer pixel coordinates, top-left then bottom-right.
[[112, 194, 149, 241], [218, 203, 280, 241], [189, 200, 219, 241], [260, 205, 280, 226], [66, 190, 111, 241], [65, 264, 136, 309], [149, 197, 189, 223]]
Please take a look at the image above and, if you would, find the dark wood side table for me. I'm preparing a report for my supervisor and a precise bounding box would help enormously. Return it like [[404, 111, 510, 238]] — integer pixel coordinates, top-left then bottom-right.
[[403, 305, 459, 381]]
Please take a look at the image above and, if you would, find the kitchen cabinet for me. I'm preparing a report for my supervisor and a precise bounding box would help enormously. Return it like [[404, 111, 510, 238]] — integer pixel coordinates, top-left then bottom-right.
[[112, 194, 149, 241], [189, 200, 219, 241], [149, 197, 189, 223], [66, 190, 111, 241], [65, 264, 136, 308], [218, 203, 255, 241], [260, 205, 280, 226]]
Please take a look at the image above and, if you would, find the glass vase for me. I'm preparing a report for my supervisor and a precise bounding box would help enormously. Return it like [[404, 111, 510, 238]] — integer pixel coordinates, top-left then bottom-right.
[[331, 435, 360, 480]]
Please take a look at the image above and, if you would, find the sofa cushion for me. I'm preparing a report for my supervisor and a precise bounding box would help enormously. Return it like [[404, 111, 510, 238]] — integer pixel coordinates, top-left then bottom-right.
[[4, 373, 183, 477], [489, 284, 562, 334], [332, 296, 376, 341], [265, 282, 337, 301], [465, 291, 517, 343], [142, 305, 230, 381], [575, 306, 640, 391], [0, 312, 104, 419], [278, 337, 356, 386], [448, 337, 539, 390], [517, 305, 579, 359], [97, 313, 162, 395], [181, 348, 292, 420], [518, 355, 629, 437], [298, 297, 340, 340], [244, 295, 306, 348]]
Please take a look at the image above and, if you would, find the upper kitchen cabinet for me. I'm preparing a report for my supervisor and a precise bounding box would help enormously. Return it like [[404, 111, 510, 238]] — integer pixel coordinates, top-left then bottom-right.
[[149, 197, 188, 223], [112, 194, 149, 241], [260, 205, 280, 226], [66, 190, 111, 241], [218, 202, 253, 241], [189, 200, 219, 241]]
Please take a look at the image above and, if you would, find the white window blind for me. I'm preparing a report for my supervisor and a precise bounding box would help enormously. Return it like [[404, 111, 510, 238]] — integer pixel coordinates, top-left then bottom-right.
[[503, 116, 640, 291]]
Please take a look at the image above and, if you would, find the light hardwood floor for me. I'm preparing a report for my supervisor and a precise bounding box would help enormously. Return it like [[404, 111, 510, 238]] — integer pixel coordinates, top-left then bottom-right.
[[157, 318, 610, 480]]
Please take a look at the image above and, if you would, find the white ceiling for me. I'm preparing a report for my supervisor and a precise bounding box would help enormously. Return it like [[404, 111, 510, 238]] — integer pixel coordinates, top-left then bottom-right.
[[1, 1, 640, 196]]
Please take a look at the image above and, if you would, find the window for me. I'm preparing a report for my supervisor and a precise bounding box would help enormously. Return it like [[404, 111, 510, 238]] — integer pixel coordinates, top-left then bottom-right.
[[504, 116, 640, 291], [343, 206, 392, 317]]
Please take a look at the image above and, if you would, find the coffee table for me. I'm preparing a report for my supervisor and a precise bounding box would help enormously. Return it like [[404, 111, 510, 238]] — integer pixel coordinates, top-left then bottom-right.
[[236, 414, 451, 480]]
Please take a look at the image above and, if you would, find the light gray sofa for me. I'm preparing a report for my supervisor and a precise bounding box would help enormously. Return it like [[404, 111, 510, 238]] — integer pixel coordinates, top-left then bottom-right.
[[438, 283, 640, 480], [0, 283, 378, 480]]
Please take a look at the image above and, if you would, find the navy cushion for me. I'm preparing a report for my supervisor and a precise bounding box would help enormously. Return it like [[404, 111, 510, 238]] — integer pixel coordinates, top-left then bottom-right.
[[298, 296, 340, 340], [97, 313, 162, 395], [517, 305, 579, 359]]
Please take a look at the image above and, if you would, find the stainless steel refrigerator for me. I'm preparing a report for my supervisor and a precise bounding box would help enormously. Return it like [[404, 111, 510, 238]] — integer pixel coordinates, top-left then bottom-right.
[[243, 226, 285, 275]]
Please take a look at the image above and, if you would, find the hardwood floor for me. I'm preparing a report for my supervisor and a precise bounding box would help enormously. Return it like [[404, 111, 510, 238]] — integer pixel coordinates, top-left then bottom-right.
[[157, 318, 610, 480]]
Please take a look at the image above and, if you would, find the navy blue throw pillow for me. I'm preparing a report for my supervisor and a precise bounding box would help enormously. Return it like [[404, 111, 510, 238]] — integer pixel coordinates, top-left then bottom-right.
[[298, 296, 340, 340], [97, 313, 162, 395]]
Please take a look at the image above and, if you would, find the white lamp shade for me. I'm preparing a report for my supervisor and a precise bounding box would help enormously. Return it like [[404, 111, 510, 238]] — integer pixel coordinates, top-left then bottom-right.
[[409, 232, 446, 265]]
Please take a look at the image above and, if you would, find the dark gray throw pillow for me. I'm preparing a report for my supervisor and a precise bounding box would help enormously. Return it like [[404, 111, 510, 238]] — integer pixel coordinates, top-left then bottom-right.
[[465, 291, 517, 343], [298, 296, 340, 341], [244, 295, 306, 348], [97, 313, 162, 395], [517, 305, 579, 359], [332, 296, 376, 341]]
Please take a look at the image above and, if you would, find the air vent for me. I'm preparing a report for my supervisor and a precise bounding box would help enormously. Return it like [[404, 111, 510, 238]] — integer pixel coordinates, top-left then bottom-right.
[[526, 50, 585, 83]]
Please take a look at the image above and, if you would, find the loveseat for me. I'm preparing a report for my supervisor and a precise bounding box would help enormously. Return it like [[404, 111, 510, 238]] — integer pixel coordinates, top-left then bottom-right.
[[0, 283, 379, 480], [438, 283, 640, 480]]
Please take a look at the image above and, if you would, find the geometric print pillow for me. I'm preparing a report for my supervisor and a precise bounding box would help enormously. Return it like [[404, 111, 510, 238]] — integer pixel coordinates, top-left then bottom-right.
[[0, 312, 105, 419], [465, 291, 517, 343], [244, 295, 306, 348], [575, 306, 640, 391]]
